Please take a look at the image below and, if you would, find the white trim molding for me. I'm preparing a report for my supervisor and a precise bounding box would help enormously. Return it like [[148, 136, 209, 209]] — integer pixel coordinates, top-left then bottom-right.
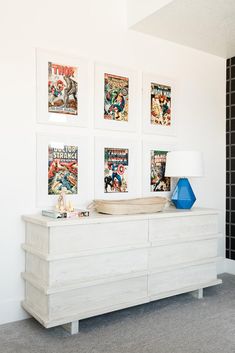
[[224, 258, 235, 274]]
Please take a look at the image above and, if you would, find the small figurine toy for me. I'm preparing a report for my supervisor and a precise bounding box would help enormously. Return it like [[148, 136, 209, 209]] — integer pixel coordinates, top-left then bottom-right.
[[56, 187, 67, 212]]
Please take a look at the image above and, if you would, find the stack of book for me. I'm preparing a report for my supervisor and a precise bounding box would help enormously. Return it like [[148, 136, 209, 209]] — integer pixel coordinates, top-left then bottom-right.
[[42, 209, 90, 219]]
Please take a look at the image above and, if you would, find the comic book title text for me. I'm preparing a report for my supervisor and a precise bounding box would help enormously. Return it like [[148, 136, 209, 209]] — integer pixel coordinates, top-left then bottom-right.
[[51, 146, 77, 160], [51, 64, 75, 77], [106, 148, 128, 165], [154, 153, 167, 163], [155, 158, 165, 163]]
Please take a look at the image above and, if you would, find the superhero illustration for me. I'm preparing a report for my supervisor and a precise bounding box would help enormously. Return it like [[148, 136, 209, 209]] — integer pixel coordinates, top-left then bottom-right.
[[151, 83, 171, 126], [150, 150, 170, 192], [48, 145, 78, 195], [104, 73, 129, 121], [104, 148, 128, 193], [48, 62, 78, 116]]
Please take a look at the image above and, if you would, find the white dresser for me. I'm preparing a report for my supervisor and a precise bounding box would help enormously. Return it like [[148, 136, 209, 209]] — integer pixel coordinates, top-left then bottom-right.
[[22, 208, 222, 334]]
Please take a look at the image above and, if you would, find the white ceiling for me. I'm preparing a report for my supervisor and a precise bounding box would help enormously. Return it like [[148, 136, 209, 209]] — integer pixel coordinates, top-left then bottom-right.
[[130, 0, 235, 58]]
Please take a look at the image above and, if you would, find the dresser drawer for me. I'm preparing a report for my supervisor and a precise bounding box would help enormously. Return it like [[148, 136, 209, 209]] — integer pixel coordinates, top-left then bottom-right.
[[26, 248, 148, 285], [148, 262, 217, 297], [49, 275, 148, 321], [149, 238, 218, 270], [49, 220, 148, 254], [25, 275, 148, 323], [149, 215, 218, 241]]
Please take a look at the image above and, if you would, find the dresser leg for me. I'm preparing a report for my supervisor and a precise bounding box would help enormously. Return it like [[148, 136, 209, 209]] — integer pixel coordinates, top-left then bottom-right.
[[191, 288, 203, 299], [62, 320, 79, 335]]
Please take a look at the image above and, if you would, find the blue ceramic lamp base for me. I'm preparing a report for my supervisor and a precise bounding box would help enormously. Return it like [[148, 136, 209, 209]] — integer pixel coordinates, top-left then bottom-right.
[[171, 178, 196, 209]]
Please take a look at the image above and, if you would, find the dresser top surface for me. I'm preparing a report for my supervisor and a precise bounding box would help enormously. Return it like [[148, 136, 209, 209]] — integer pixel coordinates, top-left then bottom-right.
[[22, 207, 220, 227]]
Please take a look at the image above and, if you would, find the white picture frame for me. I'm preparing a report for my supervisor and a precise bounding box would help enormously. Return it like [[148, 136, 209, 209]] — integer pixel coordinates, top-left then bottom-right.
[[94, 137, 141, 200], [36, 133, 93, 208], [142, 72, 177, 136], [36, 48, 89, 127], [94, 62, 139, 132], [142, 140, 176, 198]]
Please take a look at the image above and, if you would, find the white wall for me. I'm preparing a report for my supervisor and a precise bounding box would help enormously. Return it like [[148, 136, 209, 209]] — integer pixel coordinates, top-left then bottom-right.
[[0, 0, 225, 325], [127, 0, 174, 27]]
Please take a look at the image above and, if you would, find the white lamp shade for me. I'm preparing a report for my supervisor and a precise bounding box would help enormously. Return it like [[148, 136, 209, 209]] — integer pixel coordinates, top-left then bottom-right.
[[165, 151, 203, 177]]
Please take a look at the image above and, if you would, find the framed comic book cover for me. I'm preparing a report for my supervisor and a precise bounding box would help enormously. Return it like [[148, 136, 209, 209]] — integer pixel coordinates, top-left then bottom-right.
[[36, 133, 93, 208], [36, 48, 89, 127], [142, 140, 176, 197], [94, 137, 141, 200], [94, 63, 139, 132], [142, 72, 177, 136]]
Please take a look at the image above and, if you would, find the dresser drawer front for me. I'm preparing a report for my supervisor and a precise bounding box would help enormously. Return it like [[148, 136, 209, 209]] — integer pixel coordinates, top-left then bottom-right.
[[50, 276, 148, 320], [26, 249, 148, 285], [50, 220, 148, 254], [51, 249, 148, 284], [149, 215, 218, 241], [148, 262, 217, 296], [149, 238, 218, 269]]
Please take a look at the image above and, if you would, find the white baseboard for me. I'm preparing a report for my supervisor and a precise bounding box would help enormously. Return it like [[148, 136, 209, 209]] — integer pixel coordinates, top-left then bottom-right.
[[0, 299, 30, 326], [224, 259, 235, 274], [216, 258, 225, 274]]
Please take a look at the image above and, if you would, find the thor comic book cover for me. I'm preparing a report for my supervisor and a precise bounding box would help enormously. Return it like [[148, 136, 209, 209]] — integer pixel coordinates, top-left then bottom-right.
[[48, 62, 78, 116]]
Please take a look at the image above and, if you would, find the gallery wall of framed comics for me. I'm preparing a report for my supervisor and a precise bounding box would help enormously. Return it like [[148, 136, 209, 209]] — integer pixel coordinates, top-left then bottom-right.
[[36, 48, 177, 208]]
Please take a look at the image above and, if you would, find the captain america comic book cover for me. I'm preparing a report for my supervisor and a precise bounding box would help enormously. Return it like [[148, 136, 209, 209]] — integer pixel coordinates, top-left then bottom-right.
[[150, 150, 170, 192], [151, 82, 171, 126], [104, 148, 129, 193], [48, 62, 78, 116], [104, 73, 129, 122], [48, 145, 78, 195]]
